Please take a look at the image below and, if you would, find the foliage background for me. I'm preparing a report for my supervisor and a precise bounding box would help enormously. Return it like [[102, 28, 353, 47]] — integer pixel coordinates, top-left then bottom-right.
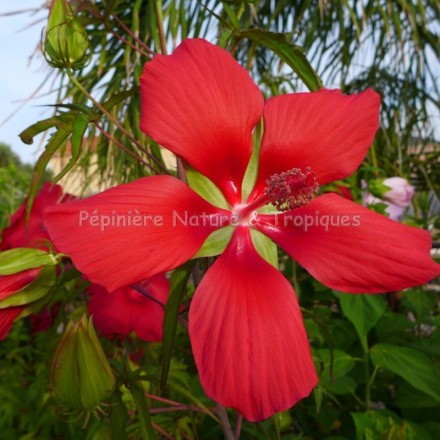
[[0, 0, 439, 439]]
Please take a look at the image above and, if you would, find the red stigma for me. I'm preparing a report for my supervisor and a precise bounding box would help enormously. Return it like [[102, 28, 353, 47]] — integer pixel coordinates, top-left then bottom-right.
[[265, 167, 319, 211]]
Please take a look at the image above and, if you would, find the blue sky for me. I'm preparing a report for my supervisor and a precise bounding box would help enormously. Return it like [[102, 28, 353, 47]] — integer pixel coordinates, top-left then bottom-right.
[[0, 2, 52, 164]]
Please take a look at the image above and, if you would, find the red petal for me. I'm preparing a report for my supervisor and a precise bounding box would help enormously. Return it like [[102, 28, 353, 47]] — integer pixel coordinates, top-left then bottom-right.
[[256, 194, 440, 293], [45, 176, 229, 292], [88, 274, 170, 342], [1, 183, 66, 250], [140, 39, 264, 203], [0, 307, 23, 340], [251, 89, 380, 197], [0, 268, 41, 301], [189, 227, 317, 421]]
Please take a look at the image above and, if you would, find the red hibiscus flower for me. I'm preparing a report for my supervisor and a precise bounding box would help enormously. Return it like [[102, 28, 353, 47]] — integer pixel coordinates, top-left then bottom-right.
[[0, 268, 41, 339], [1, 182, 73, 251], [44, 39, 439, 421], [88, 274, 170, 342], [0, 183, 71, 339]]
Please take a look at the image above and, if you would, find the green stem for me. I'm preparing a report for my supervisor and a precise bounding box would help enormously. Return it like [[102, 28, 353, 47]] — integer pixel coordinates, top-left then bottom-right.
[[235, 414, 243, 439], [111, 12, 155, 56], [369, 141, 379, 177], [154, 0, 167, 55], [363, 339, 371, 410], [216, 404, 235, 440], [130, 384, 156, 440]]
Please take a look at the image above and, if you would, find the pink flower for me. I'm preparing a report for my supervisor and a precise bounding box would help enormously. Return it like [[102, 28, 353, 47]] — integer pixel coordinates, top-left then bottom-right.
[[88, 274, 170, 342], [44, 39, 439, 421], [382, 177, 415, 207], [363, 177, 415, 221]]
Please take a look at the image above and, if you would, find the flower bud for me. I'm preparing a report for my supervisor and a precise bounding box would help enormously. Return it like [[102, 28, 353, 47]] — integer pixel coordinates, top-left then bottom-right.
[[362, 177, 415, 221], [51, 315, 116, 410], [43, 0, 91, 69], [381, 177, 415, 208]]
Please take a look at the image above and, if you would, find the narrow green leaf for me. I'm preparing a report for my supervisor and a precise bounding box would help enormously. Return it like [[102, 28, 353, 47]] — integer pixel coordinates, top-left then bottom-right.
[[101, 87, 139, 113], [339, 294, 386, 349], [109, 389, 128, 440], [370, 344, 440, 402], [26, 128, 70, 223], [168, 382, 220, 422], [222, 2, 241, 30], [19, 117, 62, 145], [19, 112, 75, 145], [239, 29, 323, 91], [129, 383, 156, 440], [53, 114, 89, 182], [161, 261, 195, 391]]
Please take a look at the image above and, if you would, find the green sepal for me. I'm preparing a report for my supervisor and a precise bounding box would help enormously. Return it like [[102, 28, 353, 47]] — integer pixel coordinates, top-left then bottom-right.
[[51, 319, 83, 409], [241, 119, 263, 201], [367, 178, 392, 198], [76, 316, 116, 409], [51, 315, 116, 410], [186, 167, 229, 209], [44, 0, 91, 70], [0, 265, 56, 309], [250, 229, 278, 268], [0, 248, 59, 275], [193, 226, 233, 258]]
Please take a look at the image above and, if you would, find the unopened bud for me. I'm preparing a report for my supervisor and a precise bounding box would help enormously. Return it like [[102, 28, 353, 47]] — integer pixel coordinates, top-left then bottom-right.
[[51, 315, 116, 410], [380, 177, 415, 208], [43, 0, 91, 69]]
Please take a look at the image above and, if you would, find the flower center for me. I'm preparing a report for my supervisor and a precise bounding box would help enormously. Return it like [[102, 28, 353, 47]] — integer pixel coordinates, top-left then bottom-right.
[[264, 167, 319, 212], [233, 167, 319, 221]]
